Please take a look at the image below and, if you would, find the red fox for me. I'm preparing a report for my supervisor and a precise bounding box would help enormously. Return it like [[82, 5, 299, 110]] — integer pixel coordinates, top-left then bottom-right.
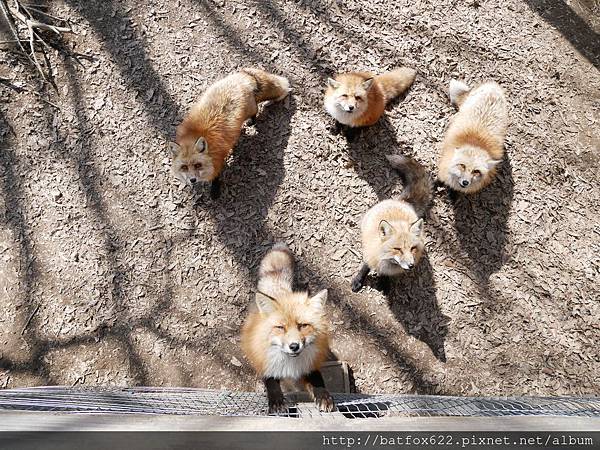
[[324, 67, 416, 141], [241, 244, 334, 414], [352, 155, 432, 292], [438, 79, 508, 194], [170, 69, 290, 198]]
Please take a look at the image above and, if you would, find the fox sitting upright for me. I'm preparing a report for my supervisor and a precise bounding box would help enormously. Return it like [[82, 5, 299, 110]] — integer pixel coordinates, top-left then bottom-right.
[[352, 155, 432, 292], [170, 68, 290, 199], [324, 67, 416, 141], [241, 244, 334, 414], [438, 79, 508, 194]]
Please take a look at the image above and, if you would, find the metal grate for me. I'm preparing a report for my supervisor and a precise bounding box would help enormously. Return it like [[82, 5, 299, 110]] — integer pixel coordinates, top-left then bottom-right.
[[0, 387, 598, 419]]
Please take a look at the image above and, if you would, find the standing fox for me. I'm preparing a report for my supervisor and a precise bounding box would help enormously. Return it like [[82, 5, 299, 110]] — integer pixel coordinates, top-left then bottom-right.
[[324, 67, 416, 141], [352, 155, 432, 292], [241, 244, 334, 414], [170, 69, 290, 198], [438, 79, 508, 194]]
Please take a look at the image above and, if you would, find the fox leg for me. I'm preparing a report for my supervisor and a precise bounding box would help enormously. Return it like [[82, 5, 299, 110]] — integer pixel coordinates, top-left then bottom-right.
[[344, 126, 361, 143], [329, 119, 342, 136], [264, 377, 286, 414], [302, 370, 334, 412], [210, 177, 221, 200], [351, 263, 370, 292]]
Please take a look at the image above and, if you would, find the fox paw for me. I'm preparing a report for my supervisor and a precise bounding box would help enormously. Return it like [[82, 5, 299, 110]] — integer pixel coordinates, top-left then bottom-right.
[[314, 389, 335, 412], [268, 396, 287, 414], [351, 276, 364, 293]]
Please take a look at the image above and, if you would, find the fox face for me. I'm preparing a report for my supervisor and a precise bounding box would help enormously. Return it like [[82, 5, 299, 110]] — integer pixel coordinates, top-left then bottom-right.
[[326, 77, 372, 115], [169, 137, 214, 185], [255, 290, 327, 358], [449, 146, 500, 191], [377, 219, 424, 273]]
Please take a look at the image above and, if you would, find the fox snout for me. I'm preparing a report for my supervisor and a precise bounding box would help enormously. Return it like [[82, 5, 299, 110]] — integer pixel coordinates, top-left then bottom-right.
[[393, 255, 414, 270], [286, 341, 303, 356], [459, 178, 470, 188]]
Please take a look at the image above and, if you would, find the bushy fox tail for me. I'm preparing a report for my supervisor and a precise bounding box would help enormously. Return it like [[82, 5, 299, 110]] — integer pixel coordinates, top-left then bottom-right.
[[449, 79, 471, 108], [242, 68, 290, 103], [386, 155, 432, 218], [257, 243, 294, 296], [376, 67, 417, 104]]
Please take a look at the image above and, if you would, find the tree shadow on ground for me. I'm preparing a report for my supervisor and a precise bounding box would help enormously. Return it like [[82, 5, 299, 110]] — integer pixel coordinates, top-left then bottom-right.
[[524, 0, 600, 70]]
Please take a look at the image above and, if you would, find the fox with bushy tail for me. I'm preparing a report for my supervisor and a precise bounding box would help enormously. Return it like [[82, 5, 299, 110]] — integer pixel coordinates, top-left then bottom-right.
[[241, 244, 334, 414], [438, 79, 508, 194], [324, 68, 416, 141], [170, 68, 290, 198], [352, 155, 432, 292]]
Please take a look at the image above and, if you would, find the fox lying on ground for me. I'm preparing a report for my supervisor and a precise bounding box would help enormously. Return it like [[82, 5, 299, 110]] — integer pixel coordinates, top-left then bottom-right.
[[324, 67, 416, 141], [438, 79, 508, 194], [352, 155, 432, 293], [170, 69, 290, 198], [241, 244, 334, 413]]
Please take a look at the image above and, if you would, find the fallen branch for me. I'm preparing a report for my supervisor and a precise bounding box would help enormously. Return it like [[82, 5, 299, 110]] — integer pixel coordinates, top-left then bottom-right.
[[0, 0, 74, 81]]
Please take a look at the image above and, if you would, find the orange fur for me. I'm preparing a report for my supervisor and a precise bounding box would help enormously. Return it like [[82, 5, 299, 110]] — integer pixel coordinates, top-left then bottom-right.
[[324, 67, 416, 127], [438, 81, 507, 194], [172, 69, 289, 183], [241, 292, 330, 378]]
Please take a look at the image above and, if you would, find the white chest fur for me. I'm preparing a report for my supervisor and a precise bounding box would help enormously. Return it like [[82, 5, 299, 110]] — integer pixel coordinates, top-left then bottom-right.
[[263, 344, 320, 380]]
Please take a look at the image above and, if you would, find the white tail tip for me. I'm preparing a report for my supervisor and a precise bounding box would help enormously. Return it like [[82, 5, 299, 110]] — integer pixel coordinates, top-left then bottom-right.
[[449, 79, 470, 106]]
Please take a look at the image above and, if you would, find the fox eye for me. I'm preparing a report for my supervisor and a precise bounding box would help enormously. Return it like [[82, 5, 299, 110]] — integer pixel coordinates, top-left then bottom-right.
[[194, 163, 203, 170], [180, 165, 188, 171], [340, 94, 348, 99], [298, 323, 310, 330], [274, 325, 285, 331], [472, 169, 481, 176], [457, 164, 466, 171], [355, 96, 362, 101], [411, 246, 418, 253]]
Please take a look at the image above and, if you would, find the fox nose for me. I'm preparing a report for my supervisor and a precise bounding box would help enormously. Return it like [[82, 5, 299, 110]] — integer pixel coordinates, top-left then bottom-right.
[[289, 342, 300, 353], [407, 262, 414, 269], [190, 177, 197, 184], [347, 105, 355, 111], [460, 179, 470, 187]]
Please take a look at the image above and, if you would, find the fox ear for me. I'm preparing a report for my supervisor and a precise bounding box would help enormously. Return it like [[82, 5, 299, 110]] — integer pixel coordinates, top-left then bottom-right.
[[168, 142, 180, 157], [255, 292, 278, 315], [194, 137, 207, 153], [410, 218, 424, 235], [361, 78, 374, 90], [308, 289, 327, 311], [327, 78, 341, 89], [487, 159, 502, 169], [379, 220, 394, 239]]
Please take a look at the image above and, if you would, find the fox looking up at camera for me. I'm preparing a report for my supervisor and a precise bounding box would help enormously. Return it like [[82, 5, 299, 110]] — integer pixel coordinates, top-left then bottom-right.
[[170, 68, 290, 199], [438, 79, 508, 194], [241, 244, 334, 414], [324, 67, 416, 140], [352, 155, 432, 293]]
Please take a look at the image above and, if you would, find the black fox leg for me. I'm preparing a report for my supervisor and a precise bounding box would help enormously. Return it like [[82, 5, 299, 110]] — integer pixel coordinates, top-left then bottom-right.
[[210, 177, 221, 199], [351, 263, 370, 292], [264, 377, 286, 413], [377, 275, 392, 295], [330, 119, 342, 135], [344, 126, 361, 143], [302, 370, 334, 412]]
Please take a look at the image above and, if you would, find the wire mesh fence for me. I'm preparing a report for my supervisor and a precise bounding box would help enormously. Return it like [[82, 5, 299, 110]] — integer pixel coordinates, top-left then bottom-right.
[[0, 387, 598, 419]]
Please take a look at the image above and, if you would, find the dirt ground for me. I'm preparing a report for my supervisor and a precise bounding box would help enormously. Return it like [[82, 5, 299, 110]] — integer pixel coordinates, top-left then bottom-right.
[[0, 0, 599, 398]]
